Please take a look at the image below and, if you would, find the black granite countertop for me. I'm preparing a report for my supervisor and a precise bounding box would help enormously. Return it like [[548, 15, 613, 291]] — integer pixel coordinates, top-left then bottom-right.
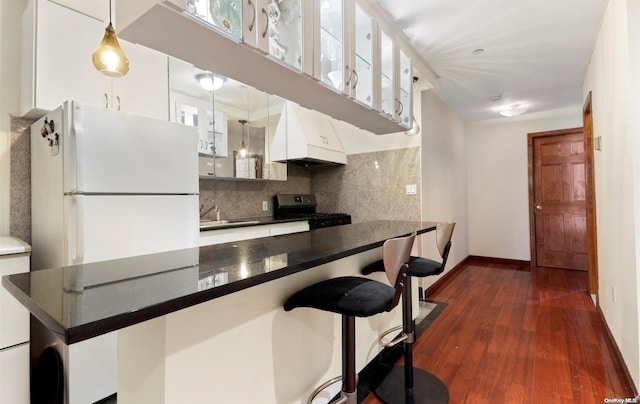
[[3, 221, 436, 344]]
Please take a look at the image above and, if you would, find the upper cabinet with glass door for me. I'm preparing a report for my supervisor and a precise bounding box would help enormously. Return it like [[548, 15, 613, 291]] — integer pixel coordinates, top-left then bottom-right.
[[378, 28, 412, 129], [186, 0, 243, 41], [315, 0, 376, 109], [242, 0, 310, 74], [349, 2, 375, 108], [316, 0, 345, 92], [398, 48, 412, 129]]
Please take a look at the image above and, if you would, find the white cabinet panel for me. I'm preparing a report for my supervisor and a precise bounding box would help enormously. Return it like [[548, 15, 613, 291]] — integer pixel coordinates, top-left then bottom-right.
[[21, 0, 169, 120], [200, 226, 271, 246], [0, 254, 29, 347], [49, 0, 108, 21], [114, 41, 169, 120], [0, 344, 30, 404], [268, 221, 309, 236], [199, 221, 309, 246]]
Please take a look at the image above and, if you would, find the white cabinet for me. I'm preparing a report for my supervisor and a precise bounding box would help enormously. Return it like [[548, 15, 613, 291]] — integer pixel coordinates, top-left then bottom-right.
[[242, 0, 312, 74], [315, 0, 376, 108], [379, 28, 395, 119], [315, 0, 345, 92], [378, 28, 412, 128], [348, 2, 376, 108], [117, 0, 408, 134], [0, 238, 31, 404], [21, 0, 168, 120], [185, 0, 243, 41], [199, 221, 309, 246], [398, 48, 412, 129]]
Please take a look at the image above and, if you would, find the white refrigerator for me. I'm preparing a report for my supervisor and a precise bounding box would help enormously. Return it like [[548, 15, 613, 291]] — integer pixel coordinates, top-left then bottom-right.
[[30, 100, 200, 404]]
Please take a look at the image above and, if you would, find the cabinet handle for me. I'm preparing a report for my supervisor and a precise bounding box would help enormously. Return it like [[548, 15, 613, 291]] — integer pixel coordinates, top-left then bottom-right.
[[116, 96, 121, 111], [395, 99, 404, 116], [351, 70, 359, 90], [261, 8, 268, 38], [247, 0, 256, 32], [104, 93, 109, 109], [345, 66, 351, 87]]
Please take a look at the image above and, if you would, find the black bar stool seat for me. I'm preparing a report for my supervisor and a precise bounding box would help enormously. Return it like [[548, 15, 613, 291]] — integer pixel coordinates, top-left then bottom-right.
[[285, 233, 416, 404], [284, 276, 396, 317]]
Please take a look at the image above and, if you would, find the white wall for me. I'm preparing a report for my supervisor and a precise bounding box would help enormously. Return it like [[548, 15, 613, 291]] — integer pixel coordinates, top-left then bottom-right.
[[583, 0, 640, 387], [465, 107, 583, 260], [419, 90, 469, 289], [0, 0, 27, 236]]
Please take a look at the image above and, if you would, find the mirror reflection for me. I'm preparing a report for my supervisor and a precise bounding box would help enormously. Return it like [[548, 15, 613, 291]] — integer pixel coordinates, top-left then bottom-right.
[[168, 57, 287, 180]]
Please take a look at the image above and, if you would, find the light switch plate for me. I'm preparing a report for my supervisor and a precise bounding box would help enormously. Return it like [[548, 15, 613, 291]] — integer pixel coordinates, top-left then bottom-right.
[[594, 136, 602, 151], [262, 201, 268, 211], [406, 184, 417, 195]]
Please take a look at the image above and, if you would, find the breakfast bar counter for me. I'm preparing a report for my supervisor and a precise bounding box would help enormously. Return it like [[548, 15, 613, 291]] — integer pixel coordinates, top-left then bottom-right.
[[3, 220, 438, 404]]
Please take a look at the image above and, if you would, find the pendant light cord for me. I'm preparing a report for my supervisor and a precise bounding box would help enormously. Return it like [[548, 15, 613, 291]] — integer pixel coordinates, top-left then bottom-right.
[[109, 0, 112, 25]]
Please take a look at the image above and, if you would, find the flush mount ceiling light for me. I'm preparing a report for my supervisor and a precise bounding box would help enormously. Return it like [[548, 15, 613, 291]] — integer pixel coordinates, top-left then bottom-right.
[[92, 0, 129, 77], [499, 105, 528, 117], [196, 73, 227, 91]]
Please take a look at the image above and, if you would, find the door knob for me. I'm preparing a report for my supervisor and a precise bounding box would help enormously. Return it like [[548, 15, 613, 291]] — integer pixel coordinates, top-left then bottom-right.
[[536, 205, 542, 210]]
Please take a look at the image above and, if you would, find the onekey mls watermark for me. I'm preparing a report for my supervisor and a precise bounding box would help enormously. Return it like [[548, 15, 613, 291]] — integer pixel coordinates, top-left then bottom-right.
[[604, 398, 639, 403]]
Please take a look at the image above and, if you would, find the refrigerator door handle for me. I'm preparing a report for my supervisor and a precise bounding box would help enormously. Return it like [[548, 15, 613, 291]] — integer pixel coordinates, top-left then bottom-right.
[[70, 195, 85, 265]]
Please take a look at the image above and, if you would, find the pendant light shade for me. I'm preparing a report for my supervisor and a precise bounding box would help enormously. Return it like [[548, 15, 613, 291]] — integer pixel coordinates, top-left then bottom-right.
[[92, 1, 129, 77]]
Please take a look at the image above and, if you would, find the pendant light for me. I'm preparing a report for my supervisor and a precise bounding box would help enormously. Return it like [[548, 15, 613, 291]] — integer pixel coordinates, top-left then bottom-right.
[[92, 0, 129, 77], [238, 120, 248, 157]]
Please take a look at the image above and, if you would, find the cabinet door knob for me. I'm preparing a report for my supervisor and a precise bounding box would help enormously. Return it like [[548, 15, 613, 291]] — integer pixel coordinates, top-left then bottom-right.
[[351, 70, 359, 90], [536, 205, 543, 210], [345, 66, 351, 87], [116, 96, 121, 111], [104, 93, 109, 109]]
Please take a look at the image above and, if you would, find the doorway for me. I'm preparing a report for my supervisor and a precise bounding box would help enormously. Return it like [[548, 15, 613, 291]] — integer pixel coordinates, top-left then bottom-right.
[[528, 128, 587, 271]]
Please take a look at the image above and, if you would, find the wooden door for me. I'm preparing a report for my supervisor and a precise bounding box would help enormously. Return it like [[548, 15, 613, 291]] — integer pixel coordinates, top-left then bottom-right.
[[532, 130, 587, 270]]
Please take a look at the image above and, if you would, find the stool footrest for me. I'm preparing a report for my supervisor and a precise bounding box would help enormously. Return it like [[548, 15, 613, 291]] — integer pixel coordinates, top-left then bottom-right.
[[307, 375, 357, 404], [379, 325, 406, 347]]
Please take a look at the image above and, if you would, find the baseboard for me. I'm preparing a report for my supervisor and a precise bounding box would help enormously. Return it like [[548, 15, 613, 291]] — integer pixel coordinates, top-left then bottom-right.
[[422, 255, 533, 299], [468, 255, 531, 267], [596, 305, 639, 397], [423, 255, 471, 298]]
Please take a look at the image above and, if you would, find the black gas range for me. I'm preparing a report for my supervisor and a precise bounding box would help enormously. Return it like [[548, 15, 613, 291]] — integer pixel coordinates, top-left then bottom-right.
[[273, 194, 352, 229]]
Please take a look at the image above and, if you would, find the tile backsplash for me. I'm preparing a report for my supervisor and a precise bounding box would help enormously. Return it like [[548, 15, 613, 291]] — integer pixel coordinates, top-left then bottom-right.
[[9, 116, 35, 244], [199, 164, 310, 220], [311, 147, 421, 224]]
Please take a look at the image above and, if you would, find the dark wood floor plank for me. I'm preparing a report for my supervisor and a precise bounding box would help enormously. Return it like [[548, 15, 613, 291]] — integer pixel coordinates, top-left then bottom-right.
[[363, 259, 636, 403]]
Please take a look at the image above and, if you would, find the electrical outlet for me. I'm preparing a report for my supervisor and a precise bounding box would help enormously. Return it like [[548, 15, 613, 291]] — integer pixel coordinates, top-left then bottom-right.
[[406, 184, 417, 195], [262, 201, 268, 211]]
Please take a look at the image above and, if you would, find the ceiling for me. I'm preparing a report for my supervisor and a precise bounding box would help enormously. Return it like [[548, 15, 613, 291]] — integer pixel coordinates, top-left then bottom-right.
[[374, 0, 606, 122]]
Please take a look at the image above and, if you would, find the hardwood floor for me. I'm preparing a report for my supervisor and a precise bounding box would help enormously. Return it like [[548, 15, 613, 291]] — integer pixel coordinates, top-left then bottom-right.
[[364, 258, 636, 403]]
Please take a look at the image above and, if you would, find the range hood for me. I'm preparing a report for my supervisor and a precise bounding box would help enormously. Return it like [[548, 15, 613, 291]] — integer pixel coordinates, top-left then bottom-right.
[[271, 101, 347, 165]]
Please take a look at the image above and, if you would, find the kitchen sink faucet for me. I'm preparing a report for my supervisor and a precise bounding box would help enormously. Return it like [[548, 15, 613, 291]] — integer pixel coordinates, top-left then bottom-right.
[[200, 204, 220, 220]]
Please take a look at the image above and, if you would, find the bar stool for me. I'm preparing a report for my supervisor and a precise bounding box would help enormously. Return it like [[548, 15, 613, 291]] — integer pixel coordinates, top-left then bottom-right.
[[361, 222, 455, 404], [284, 232, 416, 404]]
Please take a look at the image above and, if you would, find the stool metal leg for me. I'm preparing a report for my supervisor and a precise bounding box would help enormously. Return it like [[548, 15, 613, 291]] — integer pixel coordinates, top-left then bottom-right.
[[373, 276, 449, 404], [341, 315, 357, 404]]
